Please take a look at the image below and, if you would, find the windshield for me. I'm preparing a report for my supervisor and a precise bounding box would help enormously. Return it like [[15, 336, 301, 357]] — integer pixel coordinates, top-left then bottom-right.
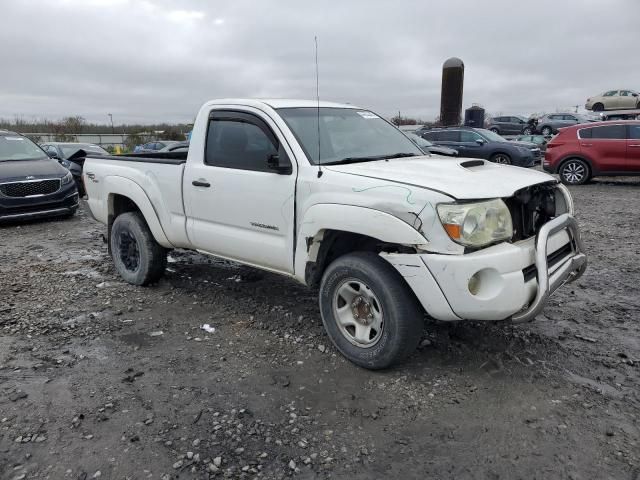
[[60, 144, 108, 157], [277, 107, 422, 165], [0, 134, 48, 161], [477, 129, 507, 142]]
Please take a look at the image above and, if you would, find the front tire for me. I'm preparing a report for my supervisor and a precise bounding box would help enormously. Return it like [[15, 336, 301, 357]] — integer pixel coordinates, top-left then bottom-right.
[[490, 127, 500, 134], [319, 252, 424, 369], [592, 103, 604, 112], [541, 126, 553, 136], [110, 212, 167, 285], [491, 153, 512, 165], [559, 158, 590, 185]]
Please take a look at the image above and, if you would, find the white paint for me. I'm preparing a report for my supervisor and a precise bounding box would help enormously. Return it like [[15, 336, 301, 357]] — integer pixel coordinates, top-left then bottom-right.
[[84, 98, 584, 322]]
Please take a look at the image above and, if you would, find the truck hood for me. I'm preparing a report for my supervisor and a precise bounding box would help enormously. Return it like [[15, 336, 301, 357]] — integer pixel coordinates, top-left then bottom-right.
[[325, 156, 556, 200]]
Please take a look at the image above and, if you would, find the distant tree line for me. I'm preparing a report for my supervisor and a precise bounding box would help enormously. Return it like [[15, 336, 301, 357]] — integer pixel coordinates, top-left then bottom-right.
[[0, 115, 192, 143]]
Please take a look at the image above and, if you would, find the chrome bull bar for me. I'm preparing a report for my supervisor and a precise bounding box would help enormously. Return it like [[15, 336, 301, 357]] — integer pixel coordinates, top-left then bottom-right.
[[511, 213, 587, 323]]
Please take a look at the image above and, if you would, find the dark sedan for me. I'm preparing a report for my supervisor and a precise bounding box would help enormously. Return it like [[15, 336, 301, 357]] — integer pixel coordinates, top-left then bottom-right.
[[417, 126, 540, 167], [41, 142, 109, 195], [0, 131, 78, 222]]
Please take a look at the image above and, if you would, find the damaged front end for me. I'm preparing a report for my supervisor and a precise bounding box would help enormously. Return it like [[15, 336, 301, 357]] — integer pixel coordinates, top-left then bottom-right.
[[505, 182, 574, 241]]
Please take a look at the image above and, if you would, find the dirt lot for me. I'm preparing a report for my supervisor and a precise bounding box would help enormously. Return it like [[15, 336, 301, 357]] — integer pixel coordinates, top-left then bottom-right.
[[1, 178, 639, 480]]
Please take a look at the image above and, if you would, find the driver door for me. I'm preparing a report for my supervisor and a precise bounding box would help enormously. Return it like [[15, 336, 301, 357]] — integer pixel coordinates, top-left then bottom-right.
[[183, 109, 297, 274]]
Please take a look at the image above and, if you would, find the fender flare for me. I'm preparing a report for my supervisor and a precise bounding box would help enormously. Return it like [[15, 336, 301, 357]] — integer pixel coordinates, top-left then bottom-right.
[[105, 176, 172, 247], [293, 203, 428, 282]]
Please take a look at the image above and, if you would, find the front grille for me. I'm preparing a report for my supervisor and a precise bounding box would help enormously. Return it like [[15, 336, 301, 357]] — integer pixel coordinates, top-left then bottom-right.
[[0, 179, 61, 197], [505, 183, 557, 241]]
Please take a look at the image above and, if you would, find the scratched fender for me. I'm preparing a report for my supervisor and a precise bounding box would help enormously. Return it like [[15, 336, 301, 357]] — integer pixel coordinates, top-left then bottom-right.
[[293, 203, 429, 282]]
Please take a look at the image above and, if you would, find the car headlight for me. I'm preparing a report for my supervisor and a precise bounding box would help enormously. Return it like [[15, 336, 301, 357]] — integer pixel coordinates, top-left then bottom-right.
[[517, 146, 531, 154], [61, 171, 73, 185], [437, 199, 513, 247]]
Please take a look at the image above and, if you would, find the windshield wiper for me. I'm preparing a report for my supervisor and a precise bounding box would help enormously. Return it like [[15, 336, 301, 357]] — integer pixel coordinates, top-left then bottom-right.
[[322, 152, 417, 166]]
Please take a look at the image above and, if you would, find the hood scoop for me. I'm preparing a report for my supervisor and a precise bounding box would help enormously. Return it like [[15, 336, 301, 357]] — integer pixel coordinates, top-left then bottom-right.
[[460, 160, 486, 168]]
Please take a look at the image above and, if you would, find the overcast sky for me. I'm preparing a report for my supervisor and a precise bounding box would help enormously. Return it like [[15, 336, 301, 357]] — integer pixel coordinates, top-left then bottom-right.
[[1, 0, 639, 124]]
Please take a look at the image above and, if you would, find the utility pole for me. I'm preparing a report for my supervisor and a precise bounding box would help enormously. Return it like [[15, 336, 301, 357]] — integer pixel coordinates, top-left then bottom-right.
[[108, 113, 114, 133]]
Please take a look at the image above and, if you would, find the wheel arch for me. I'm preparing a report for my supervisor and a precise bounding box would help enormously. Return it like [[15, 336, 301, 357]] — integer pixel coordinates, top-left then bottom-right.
[[294, 204, 428, 286], [105, 177, 172, 249], [558, 155, 595, 176]]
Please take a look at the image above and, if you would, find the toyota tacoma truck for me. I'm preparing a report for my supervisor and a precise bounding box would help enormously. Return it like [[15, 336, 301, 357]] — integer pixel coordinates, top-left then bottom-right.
[[83, 99, 587, 369]]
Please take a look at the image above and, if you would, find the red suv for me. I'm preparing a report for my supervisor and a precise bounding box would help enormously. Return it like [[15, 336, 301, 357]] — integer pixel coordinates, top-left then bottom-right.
[[543, 120, 640, 185]]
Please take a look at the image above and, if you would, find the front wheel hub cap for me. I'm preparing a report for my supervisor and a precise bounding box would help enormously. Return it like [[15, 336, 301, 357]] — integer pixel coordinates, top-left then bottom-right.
[[333, 279, 384, 348]]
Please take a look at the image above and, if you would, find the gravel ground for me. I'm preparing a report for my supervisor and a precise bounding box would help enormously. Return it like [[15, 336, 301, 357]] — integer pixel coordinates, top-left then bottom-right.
[[1, 178, 639, 480]]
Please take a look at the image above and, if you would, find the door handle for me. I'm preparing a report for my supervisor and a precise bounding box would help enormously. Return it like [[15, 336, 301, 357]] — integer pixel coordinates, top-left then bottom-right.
[[629, 144, 640, 148], [580, 143, 592, 147], [192, 180, 211, 188]]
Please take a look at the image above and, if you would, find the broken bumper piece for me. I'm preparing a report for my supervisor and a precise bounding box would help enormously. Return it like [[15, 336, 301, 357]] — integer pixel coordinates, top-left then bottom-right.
[[383, 213, 587, 322]]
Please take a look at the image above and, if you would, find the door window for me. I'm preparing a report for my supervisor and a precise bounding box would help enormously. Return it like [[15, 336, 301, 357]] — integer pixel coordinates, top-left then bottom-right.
[[628, 125, 640, 139], [603, 90, 618, 97], [205, 112, 283, 172], [460, 131, 482, 142], [437, 131, 461, 142], [589, 125, 626, 139]]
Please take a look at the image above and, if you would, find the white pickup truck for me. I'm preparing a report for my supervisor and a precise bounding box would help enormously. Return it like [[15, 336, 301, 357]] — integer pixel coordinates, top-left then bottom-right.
[[84, 99, 587, 369]]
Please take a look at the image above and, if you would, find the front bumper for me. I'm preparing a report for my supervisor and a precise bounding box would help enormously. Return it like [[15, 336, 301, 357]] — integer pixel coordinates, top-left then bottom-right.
[[383, 213, 587, 322], [0, 182, 79, 222]]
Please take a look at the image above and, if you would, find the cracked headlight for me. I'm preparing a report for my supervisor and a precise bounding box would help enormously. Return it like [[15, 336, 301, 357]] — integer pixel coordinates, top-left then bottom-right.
[[61, 171, 73, 185], [437, 199, 513, 247]]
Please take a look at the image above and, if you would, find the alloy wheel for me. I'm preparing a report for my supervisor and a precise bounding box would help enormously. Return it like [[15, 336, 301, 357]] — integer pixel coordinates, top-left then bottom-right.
[[332, 279, 384, 348], [118, 231, 140, 272], [562, 161, 586, 184]]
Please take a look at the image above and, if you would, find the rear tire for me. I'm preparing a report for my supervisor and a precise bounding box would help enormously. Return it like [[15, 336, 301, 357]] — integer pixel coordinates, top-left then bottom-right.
[[559, 158, 590, 185], [522, 127, 533, 135], [110, 212, 167, 285], [491, 153, 511, 165], [490, 127, 500, 134], [319, 252, 424, 370], [541, 126, 553, 136], [592, 103, 604, 112]]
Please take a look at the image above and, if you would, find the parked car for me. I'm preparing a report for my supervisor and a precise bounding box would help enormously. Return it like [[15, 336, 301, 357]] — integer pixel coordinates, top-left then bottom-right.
[[41, 142, 109, 195], [0, 131, 78, 222], [585, 90, 640, 112], [160, 141, 190, 152], [134, 141, 178, 153], [82, 99, 586, 369], [487, 116, 528, 135], [516, 134, 549, 153], [404, 133, 458, 156], [418, 126, 540, 166], [543, 120, 640, 185], [596, 109, 640, 121], [535, 113, 595, 136]]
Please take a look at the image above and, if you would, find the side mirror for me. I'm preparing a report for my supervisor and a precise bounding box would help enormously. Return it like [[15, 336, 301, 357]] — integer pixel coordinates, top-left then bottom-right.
[[267, 153, 292, 175], [48, 151, 60, 159], [475, 138, 485, 145], [633, 93, 638, 97]]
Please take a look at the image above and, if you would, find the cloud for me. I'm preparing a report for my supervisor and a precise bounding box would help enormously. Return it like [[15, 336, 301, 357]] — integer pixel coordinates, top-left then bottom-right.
[[1, 0, 638, 123]]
